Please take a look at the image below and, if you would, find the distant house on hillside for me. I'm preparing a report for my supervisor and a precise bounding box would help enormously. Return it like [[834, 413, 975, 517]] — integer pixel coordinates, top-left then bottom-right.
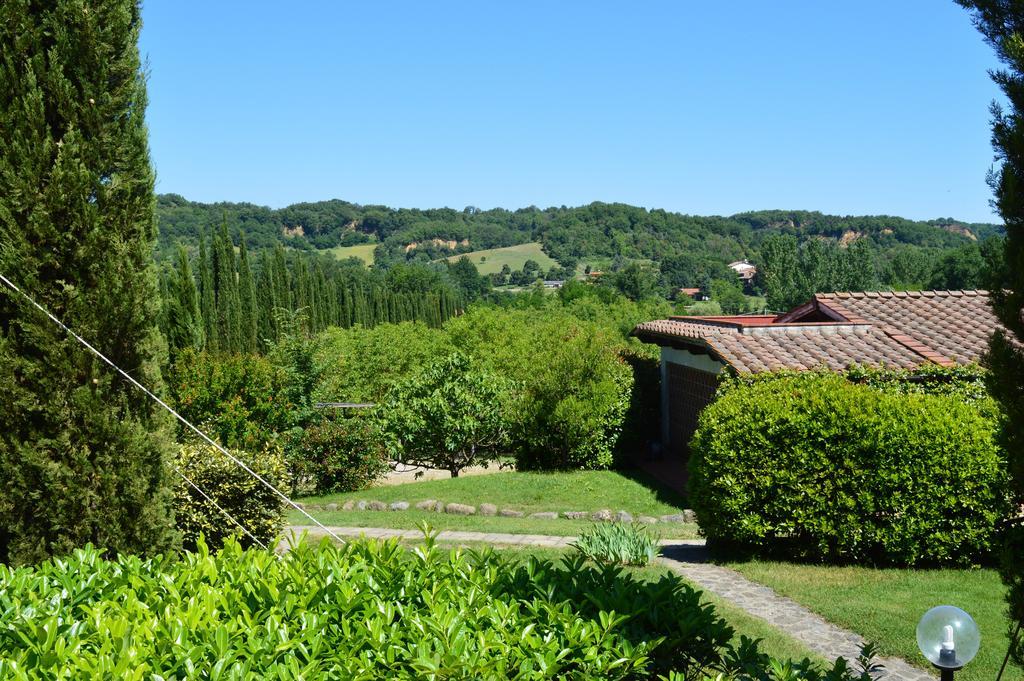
[[728, 259, 757, 283], [543, 280, 565, 289], [632, 290, 999, 463], [678, 287, 709, 301]]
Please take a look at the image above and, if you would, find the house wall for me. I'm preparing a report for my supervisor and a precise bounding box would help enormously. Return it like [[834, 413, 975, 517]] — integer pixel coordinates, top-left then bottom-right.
[[659, 347, 724, 461]]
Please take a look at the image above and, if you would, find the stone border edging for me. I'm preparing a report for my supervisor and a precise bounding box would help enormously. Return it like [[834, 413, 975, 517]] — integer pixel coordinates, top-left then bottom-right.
[[295, 499, 697, 524]]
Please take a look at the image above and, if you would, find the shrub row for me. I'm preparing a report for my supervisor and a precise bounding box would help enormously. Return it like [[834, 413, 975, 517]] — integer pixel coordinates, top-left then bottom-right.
[[688, 373, 1010, 566], [0, 537, 878, 680]]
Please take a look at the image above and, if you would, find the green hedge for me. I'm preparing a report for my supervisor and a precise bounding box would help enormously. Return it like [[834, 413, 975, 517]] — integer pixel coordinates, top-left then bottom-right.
[[0, 537, 878, 680], [689, 373, 1010, 566], [175, 443, 289, 551]]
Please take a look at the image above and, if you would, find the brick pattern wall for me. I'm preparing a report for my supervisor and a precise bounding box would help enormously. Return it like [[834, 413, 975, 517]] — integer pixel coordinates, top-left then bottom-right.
[[666, 363, 718, 460]]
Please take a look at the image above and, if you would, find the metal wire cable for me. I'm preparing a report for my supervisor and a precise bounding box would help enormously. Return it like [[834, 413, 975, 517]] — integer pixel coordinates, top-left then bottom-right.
[[0, 272, 345, 545], [174, 467, 270, 551]]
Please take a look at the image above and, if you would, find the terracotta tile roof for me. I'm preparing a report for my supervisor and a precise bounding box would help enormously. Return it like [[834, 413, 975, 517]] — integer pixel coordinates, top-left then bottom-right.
[[632, 290, 1000, 374], [706, 326, 923, 373], [809, 290, 996, 365]]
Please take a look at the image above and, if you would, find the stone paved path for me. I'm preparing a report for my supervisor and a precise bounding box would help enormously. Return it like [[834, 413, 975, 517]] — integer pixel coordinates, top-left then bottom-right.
[[657, 545, 932, 681], [286, 526, 931, 681]]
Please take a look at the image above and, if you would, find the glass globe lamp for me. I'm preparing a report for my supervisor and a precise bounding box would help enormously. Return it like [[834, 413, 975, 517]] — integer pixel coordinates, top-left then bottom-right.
[[917, 606, 980, 679]]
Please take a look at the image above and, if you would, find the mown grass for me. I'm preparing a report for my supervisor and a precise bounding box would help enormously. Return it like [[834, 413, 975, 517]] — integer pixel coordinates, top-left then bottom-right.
[[292, 470, 695, 538], [442, 242, 557, 275], [727, 561, 1014, 681], [327, 242, 377, 265], [298, 470, 687, 515]]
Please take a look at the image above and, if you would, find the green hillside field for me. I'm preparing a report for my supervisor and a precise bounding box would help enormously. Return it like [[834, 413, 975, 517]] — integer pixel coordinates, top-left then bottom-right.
[[443, 242, 558, 275], [327, 242, 377, 265]]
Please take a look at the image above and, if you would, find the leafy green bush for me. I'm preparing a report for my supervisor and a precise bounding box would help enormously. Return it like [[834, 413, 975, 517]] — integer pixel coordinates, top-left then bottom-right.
[[175, 442, 289, 550], [170, 348, 294, 452], [375, 353, 516, 477], [447, 307, 634, 470], [689, 373, 1010, 566], [0, 536, 878, 680], [290, 417, 389, 494], [573, 522, 659, 566]]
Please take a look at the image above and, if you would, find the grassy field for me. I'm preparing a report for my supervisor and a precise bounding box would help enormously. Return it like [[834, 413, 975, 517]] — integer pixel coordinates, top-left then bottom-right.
[[292, 469, 696, 538], [443, 242, 557, 275], [327, 242, 377, 265], [727, 561, 1014, 681]]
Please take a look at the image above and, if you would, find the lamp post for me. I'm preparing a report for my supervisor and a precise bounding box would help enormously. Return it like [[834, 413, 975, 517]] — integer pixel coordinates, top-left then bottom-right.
[[916, 606, 980, 681]]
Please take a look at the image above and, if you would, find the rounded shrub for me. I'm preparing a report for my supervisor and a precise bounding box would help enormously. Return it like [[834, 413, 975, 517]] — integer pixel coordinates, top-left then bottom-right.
[[688, 373, 1010, 566], [175, 442, 290, 551], [290, 417, 389, 494]]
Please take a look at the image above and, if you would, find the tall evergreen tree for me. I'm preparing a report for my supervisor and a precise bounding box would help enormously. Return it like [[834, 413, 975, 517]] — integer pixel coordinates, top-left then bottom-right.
[[957, 0, 1024, 668], [0, 0, 178, 564], [212, 222, 241, 353], [197, 234, 217, 352], [166, 245, 203, 359], [237, 236, 257, 353]]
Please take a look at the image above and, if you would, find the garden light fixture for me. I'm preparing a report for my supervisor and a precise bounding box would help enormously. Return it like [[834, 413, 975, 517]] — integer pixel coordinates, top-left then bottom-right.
[[916, 606, 980, 681]]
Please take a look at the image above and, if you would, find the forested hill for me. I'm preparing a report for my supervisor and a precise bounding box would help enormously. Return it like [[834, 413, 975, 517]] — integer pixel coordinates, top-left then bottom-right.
[[155, 193, 1001, 269]]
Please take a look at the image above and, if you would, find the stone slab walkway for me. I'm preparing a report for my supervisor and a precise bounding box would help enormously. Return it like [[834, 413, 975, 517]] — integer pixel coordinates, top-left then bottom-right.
[[657, 545, 932, 681], [285, 525, 931, 681]]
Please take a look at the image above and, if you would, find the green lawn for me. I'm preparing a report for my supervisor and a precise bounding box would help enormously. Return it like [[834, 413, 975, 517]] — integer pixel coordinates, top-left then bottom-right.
[[292, 469, 696, 538], [327, 242, 377, 265], [442, 242, 557, 275], [727, 561, 1014, 681], [299, 470, 687, 515]]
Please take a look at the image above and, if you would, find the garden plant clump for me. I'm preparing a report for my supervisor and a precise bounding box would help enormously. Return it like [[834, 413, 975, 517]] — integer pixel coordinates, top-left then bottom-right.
[[573, 522, 660, 566], [175, 442, 289, 551], [689, 372, 1009, 566], [0, 536, 879, 680]]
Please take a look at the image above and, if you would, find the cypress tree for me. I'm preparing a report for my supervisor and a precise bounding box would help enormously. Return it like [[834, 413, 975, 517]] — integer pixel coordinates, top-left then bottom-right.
[[957, 0, 1024, 666], [237, 236, 257, 352], [197, 234, 217, 352], [0, 0, 178, 564], [166, 245, 203, 359], [255, 250, 276, 347], [213, 222, 240, 353]]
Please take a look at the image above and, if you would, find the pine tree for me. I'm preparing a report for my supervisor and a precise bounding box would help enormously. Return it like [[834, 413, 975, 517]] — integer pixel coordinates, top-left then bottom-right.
[[237, 236, 258, 353], [957, 0, 1024, 667], [166, 245, 203, 359], [0, 0, 178, 564], [213, 222, 241, 353]]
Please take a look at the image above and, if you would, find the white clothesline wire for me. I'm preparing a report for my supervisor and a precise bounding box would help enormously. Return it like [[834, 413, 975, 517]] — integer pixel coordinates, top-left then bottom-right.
[[0, 272, 345, 546]]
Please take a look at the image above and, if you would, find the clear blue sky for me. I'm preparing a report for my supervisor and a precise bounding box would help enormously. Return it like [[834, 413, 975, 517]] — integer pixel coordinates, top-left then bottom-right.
[[140, 1, 1004, 222]]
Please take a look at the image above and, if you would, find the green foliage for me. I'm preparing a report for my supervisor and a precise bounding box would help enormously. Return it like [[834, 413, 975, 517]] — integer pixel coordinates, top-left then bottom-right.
[[174, 443, 288, 551], [448, 306, 635, 470], [957, 0, 1024, 667], [376, 353, 516, 477], [169, 349, 294, 452], [573, 522, 660, 566], [756, 235, 880, 311], [689, 373, 1010, 566], [0, 535, 878, 680], [315, 321, 453, 403], [0, 0, 178, 564], [290, 417, 389, 495], [709, 277, 749, 314]]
